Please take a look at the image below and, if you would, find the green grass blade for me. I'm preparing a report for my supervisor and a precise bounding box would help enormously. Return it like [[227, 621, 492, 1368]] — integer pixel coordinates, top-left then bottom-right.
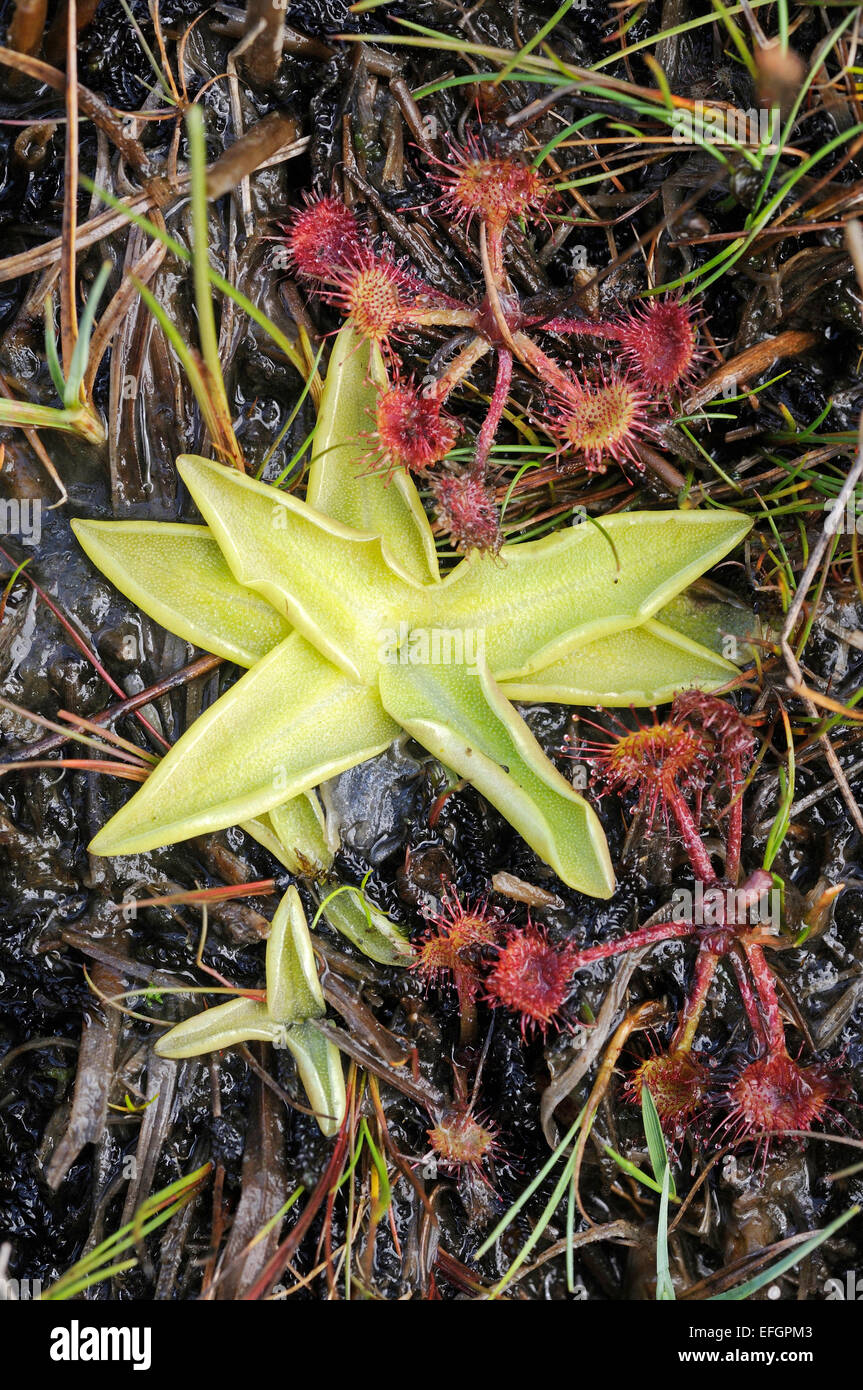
[[655, 1164, 676, 1300], [65, 259, 112, 406], [642, 1082, 676, 1199], [473, 1108, 584, 1260], [78, 176, 310, 384], [43, 294, 67, 400], [711, 1206, 859, 1301]]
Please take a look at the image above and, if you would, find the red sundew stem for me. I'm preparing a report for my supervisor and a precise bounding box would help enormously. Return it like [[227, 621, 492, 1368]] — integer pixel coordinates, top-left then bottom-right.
[[453, 965, 478, 1048], [427, 334, 490, 403], [724, 759, 744, 885], [511, 330, 578, 400], [672, 946, 719, 1052], [668, 790, 717, 885], [544, 317, 623, 343], [481, 219, 507, 291], [567, 918, 694, 971], [742, 939, 786, 1054], [475, 347, 513, 474], [479, 223, 517, 351], [728, 944, 770, 1051]]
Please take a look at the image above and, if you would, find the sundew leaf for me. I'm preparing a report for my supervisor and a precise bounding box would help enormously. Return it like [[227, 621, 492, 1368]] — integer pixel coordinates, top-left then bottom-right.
[[89, 634, 398, 857], [379, 655, 615, 898], [71, 520, 291, 667], [306, 322, 439, 583]]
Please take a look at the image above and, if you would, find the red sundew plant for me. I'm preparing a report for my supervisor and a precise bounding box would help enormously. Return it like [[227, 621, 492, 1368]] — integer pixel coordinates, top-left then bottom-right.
[[433, 135, 551, 235], [625, 1047, 711, 1145], [427, 1106, 499, 1183], [547, 372, 652, 471], [485, 924, 574, 1039], [413, 890, 575, 1040], [722, 1051, 837, 1152], [373, 379, 459, 477], [546, 296, 701, 396], [284, 138, 703, 550], [431, 470, 503, 554], [571, 708, 714, 879], [285, 194, 363, 283], [565, 693, 843, 1159], [412, 889, 502, 1027]]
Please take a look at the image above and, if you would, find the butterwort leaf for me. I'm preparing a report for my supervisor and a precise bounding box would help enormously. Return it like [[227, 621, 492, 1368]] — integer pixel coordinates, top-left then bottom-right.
[[178, 454, 426, 685], [438, 508, 752, 680], [378, 655, 615, 899], [307, 322, 439, 583], [284, 1021, 346, 1139], [89, 634, 398, 857], [500, 619, 736, 705], [266, 885, 325, 1023], [154, 997, 283, 1058], [71, 519, 290, 667]]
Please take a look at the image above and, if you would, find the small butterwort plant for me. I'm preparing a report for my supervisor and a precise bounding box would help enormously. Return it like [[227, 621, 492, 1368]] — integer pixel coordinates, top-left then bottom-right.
[[284, 136, 701, 551], [153, 886, 346, 1137]]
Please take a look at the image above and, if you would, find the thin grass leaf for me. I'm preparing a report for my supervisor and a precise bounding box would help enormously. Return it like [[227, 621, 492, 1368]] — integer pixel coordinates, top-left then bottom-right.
[[186, 106, 244, 469], [473, 1108, 584, 1261], [601, 1142, 678, 1199], [43, 294, 66, 400], [642, 1082, 676, 1198], [65, 259, 112, 406], [710, 1206, 859, 1301], [78, 176, 312, 388], [655, 1164, 676, 1300], [42, 1163, 211, 1299]]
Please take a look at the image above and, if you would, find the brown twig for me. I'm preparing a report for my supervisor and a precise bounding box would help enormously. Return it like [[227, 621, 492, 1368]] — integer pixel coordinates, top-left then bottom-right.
[[239, 0, 285, 89], [7, 0, 48, 58]]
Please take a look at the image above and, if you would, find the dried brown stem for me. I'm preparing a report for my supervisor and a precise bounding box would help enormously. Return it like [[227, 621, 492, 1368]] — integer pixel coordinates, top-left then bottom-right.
[[7, 0, 48, 57], [0, 45, 150, 173], [239, 0, 286, 88]]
